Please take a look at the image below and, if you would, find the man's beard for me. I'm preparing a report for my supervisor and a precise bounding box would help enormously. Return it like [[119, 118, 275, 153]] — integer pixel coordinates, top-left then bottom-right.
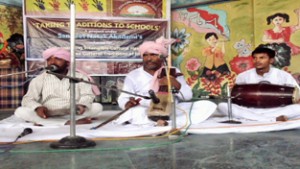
[[144, 61, 162, 71]]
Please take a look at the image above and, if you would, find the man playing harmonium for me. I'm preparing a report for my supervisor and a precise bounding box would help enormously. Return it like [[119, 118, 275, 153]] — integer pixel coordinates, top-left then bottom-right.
[[217, 46, 300, 122], [114, 37, 217, 126]]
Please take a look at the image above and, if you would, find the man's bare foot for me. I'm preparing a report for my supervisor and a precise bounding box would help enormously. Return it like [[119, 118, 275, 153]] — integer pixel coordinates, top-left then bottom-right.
[[276, 115, 288, 122], [156, 119, 168, 126], [65, 118, 92, 125]]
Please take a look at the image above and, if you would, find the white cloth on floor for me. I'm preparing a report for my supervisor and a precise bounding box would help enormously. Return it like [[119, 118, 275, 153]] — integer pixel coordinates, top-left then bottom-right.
[[114, 100, 217, 125], [217, 103, 300, 122]]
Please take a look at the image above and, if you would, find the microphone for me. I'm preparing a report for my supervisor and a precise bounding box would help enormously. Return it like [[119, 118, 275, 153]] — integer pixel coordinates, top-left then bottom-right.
[[148, 90, 160, 104], [1, 128, 33, 153], [39, 65, 58, 71], [17, 128, 33, 139]]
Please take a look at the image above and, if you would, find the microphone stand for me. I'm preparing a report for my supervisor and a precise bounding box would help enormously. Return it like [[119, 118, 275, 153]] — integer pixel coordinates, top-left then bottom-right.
[[220, 85, 241, 124], [50, 3, 95, 149], [46, 71, 152, 100], [161, 57, 181, 138], [170, 87, 180, 136], [0, 68, 41, 78]]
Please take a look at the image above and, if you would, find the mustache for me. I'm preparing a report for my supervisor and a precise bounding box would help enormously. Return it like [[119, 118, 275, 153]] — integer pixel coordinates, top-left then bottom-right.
[[144, 61, 157, 64]]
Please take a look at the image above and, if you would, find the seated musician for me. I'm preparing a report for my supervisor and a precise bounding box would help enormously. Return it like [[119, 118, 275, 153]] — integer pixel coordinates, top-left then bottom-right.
[[14, 47, 103, 126], [217, 47, 300, 122], [114, 37, 217, 126]]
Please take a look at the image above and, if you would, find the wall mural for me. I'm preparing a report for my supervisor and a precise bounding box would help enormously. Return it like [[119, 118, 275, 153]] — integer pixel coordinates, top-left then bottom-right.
[[171, 0, 300, 98], [171, 3, 235, 97], [0, 5, 23, 69], [254, 1, 300, 85], [0, 4, 24, 109]]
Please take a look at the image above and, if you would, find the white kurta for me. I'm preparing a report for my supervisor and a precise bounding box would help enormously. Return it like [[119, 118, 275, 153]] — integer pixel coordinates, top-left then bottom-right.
[[14, 71, 102, 126], [115, 67, 217, 125], [235, 67, 299, 86], [217, 67, 300, 122]]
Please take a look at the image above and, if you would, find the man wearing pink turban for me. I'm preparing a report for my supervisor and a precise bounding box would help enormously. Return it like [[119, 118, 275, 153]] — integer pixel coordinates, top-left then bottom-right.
[[115, 37, 217, 126], [14, 47, 103, 126]]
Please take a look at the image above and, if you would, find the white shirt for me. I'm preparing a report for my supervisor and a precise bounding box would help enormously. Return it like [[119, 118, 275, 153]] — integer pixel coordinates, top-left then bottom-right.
[[236, 67, 299, 88], [118, 67, 193, 109], [22, 71, 95, 116]]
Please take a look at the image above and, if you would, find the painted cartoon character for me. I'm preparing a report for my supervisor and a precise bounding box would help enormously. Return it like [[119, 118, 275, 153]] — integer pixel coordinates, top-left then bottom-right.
[[262, 9, 300, 56], [201, 32, 230, 80]]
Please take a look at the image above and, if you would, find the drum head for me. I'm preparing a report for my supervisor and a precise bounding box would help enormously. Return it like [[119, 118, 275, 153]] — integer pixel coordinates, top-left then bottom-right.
[[293, 87, 300, 103]]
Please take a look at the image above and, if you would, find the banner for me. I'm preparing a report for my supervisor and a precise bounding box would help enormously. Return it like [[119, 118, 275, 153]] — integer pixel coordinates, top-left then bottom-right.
[[27, 60, 143, 75], [26, 18, 167, 60]]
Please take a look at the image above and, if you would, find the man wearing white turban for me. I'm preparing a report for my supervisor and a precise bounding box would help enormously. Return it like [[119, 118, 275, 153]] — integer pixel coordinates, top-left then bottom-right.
[[114, 37, 217, 126], [14, 47, 103, 126]]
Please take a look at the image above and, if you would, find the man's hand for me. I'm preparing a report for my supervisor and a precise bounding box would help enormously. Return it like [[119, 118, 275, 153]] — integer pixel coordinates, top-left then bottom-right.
[[125, 97, 141, 109], [76, 105, 87, 115], [35, 106, 48, 119]]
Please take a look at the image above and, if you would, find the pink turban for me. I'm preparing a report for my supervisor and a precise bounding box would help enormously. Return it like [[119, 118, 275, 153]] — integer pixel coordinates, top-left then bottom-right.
[[42, 47, 71, 62], [138, 36, 176, 57]]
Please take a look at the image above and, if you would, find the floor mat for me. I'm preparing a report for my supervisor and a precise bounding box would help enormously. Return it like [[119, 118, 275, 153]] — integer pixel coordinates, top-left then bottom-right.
[[1, 111, 300, 143]]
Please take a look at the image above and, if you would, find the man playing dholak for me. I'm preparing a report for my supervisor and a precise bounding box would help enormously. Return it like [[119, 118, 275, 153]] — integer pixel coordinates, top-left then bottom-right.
[[217, 47, 300, 122], [114, 36, 217, 126], [14, 47, 103, 126]]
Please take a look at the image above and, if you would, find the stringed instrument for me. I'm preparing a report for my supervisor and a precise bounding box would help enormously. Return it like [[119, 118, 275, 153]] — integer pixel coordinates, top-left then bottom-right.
[[148, 67, 183, 122]]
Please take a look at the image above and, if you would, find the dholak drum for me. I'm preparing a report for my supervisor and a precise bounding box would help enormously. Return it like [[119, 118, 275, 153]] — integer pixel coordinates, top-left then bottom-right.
[[231, 83, 300, 108]]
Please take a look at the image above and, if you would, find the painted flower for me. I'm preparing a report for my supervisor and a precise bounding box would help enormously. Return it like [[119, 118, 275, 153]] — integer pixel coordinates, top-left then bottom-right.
[[201, 73, 224, 95], [171, 28, 191, 53], [185, 58, 202, 86], [187, 75, 198, 86], [200, 72, 236, 96], [186, 58, 201, 71], [230, 56, 254, 75]]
